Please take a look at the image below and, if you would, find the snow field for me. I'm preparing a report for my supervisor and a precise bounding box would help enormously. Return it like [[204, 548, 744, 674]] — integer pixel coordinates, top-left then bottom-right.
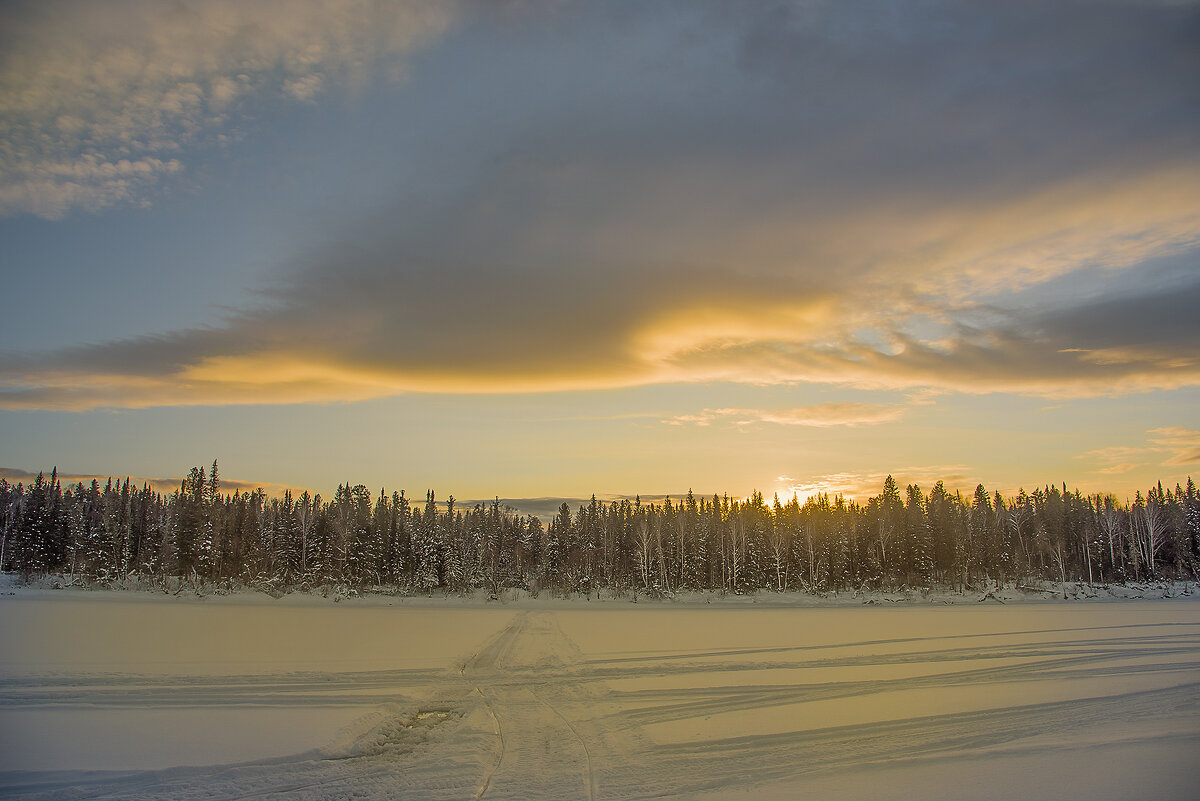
[[0, 589, 1197, 799]]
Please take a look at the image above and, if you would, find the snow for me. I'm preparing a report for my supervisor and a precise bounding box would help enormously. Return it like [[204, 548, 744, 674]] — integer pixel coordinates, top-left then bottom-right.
[[1, 707, 369, 771], [1, 581, 1198, 799]]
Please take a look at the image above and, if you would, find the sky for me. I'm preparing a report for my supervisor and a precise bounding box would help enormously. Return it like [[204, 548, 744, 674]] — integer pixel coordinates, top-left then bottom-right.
[[2, 0, 1199, 506]]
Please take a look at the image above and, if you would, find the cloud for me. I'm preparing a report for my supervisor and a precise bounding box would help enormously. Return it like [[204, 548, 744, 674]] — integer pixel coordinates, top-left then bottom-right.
[[1079, 428, 1200, 477], [0, 467, 303, 498], [460, 494, 701, 523], [0, 0, 458, 218], [1147, 427, 1200, 467], [2, 1, 1199, 408], [775, 465, 980, 503], [663, 403, 904, 428], [1079, 446, 1144, 475]]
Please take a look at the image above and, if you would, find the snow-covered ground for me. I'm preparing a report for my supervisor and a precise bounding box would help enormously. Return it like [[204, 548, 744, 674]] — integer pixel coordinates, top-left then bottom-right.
[[1, 581, 1198, 800]]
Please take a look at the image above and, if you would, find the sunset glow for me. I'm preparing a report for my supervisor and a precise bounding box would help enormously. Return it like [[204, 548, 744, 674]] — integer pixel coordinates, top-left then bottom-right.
[[2, 0, 1198, 504]]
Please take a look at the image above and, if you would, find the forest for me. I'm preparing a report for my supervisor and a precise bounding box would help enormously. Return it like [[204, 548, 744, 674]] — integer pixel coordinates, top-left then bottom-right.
[[2, 461, 1198, 596]]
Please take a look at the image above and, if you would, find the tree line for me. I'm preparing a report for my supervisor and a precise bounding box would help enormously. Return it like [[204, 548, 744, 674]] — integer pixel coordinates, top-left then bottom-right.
[[2, 461, 1197, 595]]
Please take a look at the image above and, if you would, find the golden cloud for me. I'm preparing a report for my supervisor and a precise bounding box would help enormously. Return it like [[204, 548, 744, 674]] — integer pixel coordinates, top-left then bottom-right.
[[1148, 427, 1200, 467], [662, 403, 905, 429], [774, 465, 980, 503]]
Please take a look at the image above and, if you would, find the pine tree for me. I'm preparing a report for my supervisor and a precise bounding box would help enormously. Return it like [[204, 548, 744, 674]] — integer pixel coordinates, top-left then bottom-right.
[[905, 484, 933, 587]]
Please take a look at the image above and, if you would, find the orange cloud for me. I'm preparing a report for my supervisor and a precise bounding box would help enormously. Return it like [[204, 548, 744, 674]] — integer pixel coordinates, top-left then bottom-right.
[[1079, 429, 1200, 478], [1148, 427, 1200, 467], [774, 465, 979, 504], [662, 403, 904, 429]]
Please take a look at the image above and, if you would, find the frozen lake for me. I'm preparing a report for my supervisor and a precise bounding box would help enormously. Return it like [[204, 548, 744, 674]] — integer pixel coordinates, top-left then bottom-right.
[[1, 590, 1198, 799]]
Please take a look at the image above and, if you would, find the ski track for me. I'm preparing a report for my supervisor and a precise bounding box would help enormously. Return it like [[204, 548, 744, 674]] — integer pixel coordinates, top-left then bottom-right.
[[2, 605, 1199, 799]]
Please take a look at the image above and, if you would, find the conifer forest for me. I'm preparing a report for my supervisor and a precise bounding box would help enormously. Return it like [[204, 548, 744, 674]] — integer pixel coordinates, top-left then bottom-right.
[[3, 462, 1198, 596]]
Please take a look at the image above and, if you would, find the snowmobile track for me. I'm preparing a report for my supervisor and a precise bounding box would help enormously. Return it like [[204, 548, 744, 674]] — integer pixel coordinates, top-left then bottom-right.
[[530, 686, 597, 801], [473, 686, 505, 801]]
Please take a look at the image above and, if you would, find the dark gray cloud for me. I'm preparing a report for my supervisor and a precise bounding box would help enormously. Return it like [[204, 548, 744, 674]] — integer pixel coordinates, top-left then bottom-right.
[[0, 467, 299, 497], [460, 494, 693, 523], [1032, 270, 1200, 354], [3, 0, 1199, 408]]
